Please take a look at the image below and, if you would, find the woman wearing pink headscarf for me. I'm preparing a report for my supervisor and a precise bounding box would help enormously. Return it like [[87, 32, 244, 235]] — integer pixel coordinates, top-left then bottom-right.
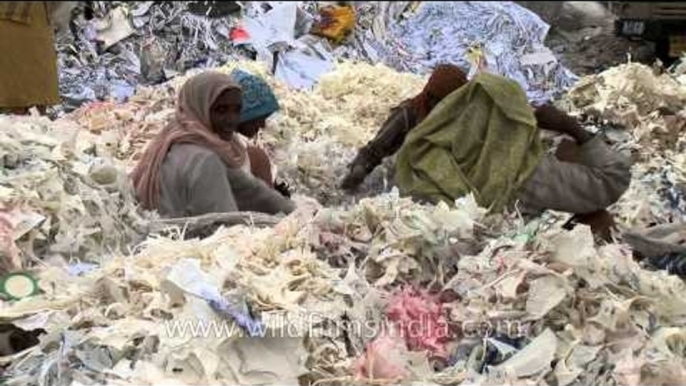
[[131, 72, 294, 217]]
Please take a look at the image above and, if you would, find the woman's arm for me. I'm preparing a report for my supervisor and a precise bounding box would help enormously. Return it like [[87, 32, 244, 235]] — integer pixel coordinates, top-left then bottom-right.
[[534, 104, 594, 144], [185, 151, 240, 216], [342, 105, 416, 191], [226, 166, 296, 215]]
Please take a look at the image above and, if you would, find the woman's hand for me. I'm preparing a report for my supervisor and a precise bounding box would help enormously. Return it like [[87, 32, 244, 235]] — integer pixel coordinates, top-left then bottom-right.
[[534, 104, 570, 133], [274, 180, 292, 198], [534, 104, 593, 144], [341, 164, 367, 192]]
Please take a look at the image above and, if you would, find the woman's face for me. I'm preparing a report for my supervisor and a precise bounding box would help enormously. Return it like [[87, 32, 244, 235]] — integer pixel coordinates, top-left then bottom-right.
[[210, 89, 242, 140], [237, 116, 268, 139]]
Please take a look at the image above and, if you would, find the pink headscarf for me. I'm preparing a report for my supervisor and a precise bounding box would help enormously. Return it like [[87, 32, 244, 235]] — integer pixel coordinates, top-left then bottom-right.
[[131, 72, 247, 210]]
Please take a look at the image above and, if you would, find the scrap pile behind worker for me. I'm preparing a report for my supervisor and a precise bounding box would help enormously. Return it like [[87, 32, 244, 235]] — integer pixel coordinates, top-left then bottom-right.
[[131, 71, 295, 218], [343, 65, 631, 223], [0, 2, 60, 114]]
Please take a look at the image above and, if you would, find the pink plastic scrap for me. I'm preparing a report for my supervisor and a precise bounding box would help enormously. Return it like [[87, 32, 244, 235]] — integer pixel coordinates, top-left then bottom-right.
[[230, 26, 250, 43], [386, 286, 450, 358], [353, 286, 451, 380]]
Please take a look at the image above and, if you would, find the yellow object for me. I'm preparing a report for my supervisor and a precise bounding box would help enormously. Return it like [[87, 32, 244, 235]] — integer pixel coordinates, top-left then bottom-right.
[[0, 2, 60, 108], [465, 44, 483, 67], [311, 5, 356, 44], [466, 43, 487, 75]]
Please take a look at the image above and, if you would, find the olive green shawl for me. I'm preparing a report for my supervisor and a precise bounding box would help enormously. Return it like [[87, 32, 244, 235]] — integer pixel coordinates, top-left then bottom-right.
[[395, 73, 543, 212]]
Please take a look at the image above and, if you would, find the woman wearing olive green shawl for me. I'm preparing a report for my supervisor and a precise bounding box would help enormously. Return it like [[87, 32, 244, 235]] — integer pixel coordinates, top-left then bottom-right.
[[395, 73, 631, 216]]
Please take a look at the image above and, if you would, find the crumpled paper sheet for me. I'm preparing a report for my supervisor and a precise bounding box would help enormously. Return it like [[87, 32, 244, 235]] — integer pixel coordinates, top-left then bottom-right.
[[0, 114, 151, 266], [236, 2, 336, 90], [490, 328, 557, 378], [163, 258, 264, 336], [371, 1, 578, 104], [0, 210, 42, 272], [94, 6, 135, 49]]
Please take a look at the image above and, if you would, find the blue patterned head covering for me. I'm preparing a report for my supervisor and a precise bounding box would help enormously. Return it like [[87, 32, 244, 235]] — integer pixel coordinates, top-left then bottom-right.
[[229, 69, 280, 123]]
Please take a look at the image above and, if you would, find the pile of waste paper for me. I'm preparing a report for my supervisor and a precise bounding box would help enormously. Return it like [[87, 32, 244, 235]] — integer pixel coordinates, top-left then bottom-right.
[[565, 61, 686, 228], [56, 1, 248, 111], [55, 1, 577, 113], [2, 55, 686, 385], [4, 1, 686, 383], [3, 190, 686, 385], [369, 1, 579, 104], [0, 114, 151, 274]]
